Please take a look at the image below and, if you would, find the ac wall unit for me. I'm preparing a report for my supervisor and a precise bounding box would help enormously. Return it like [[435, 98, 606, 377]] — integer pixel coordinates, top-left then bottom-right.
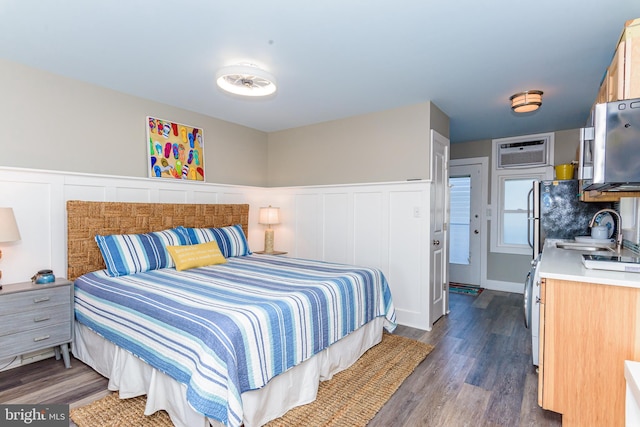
[[497, 139, 548, 168]]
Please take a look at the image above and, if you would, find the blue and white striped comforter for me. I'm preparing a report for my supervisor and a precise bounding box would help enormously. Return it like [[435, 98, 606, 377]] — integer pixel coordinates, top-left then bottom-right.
[[74, 254, 396, 427]]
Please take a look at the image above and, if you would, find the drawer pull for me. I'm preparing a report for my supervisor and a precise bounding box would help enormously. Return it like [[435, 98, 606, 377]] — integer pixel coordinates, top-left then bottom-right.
[[33, 297, 51, 303], [34, 316, 51, 322], [33, 335, 51, 342]]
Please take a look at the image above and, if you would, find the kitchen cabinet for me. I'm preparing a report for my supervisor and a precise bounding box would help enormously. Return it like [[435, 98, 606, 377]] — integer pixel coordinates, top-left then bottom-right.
[[607, 41, 625, 101], [538, 277, 640, 426], [596, 18, 640, 103], [580, 18, 640, 203], [596, 72, 608, 104]]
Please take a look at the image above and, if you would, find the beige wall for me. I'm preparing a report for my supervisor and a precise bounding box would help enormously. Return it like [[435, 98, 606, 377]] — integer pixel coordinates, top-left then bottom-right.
[[0, 59, 268, 186], [554, 128, 580, 166], [0, 60, 452, 188], [451, 138, 491, 161], [267, 102, 447, 187], [451, 129, 582, 284], [430, 102, 450, 139]]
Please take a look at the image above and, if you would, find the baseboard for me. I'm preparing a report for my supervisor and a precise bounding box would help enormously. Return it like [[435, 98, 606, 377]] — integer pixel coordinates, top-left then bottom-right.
[[0, 348, 55, 372], [482, 279, 523, 294], [394, 309, 432, 332]]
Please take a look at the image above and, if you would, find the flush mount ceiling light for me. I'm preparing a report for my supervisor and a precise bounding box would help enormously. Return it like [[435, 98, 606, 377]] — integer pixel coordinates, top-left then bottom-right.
[[216, 64, 277, 97], [510, 90, 543, 113]]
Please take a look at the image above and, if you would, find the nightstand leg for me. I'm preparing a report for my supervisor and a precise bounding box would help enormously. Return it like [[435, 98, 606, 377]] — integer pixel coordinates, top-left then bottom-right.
[[59, 343, 71, 369]]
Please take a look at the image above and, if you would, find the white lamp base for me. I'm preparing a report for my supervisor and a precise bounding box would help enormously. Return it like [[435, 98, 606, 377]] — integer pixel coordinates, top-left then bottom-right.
[[264, 229, 275, 253]]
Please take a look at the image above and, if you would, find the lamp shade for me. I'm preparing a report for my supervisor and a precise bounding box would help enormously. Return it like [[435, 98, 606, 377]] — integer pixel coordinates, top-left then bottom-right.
[[510, 90, 543, 113], [259, 206, 280, 226], [0, 207, 20, 243]]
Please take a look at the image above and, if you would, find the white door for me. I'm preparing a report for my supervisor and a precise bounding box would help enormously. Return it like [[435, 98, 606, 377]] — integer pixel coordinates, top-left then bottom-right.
[[430, 130, 449, 325], [449, 163, 482, 285]]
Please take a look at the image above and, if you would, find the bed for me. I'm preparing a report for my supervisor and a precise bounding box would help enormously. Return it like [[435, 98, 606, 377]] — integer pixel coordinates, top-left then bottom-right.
[[67, 201, 396, 427]]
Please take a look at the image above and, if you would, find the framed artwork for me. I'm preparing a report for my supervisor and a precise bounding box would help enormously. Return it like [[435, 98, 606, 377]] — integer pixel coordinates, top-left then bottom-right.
[[147, 116, 205, 181]]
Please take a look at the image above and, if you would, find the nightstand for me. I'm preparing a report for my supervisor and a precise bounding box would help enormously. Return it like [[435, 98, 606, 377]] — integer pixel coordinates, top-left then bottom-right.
[[253, 250, 288, 255], [0, 278, 73, 368]]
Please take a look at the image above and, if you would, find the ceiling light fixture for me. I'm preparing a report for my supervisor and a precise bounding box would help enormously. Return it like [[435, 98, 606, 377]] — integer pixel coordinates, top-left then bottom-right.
[[510, 90, 543, 113], [216, 64, 277, 97]]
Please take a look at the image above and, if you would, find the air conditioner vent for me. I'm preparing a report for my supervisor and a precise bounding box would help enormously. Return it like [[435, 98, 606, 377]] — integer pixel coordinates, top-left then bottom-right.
[[497, 139, 548, 168]]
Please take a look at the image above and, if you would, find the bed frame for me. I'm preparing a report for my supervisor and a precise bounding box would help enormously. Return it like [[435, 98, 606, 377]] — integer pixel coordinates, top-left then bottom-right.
[[66, 200, 249, 281]]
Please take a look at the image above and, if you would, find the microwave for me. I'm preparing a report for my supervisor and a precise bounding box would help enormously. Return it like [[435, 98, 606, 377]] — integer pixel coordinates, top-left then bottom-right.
[[579, 98, 640, 191]]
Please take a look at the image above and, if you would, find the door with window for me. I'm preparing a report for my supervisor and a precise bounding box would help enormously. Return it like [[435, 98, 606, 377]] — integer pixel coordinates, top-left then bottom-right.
[[449, 163, 482, 285]]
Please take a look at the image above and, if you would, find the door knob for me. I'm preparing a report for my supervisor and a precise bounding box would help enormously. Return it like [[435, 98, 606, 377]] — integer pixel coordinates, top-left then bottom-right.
[[474, 230, 479, 234], [433, 239, 440, 245]]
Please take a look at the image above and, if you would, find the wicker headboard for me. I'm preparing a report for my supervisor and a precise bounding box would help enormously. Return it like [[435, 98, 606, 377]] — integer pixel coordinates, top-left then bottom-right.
[[66, 200, 250, 281]]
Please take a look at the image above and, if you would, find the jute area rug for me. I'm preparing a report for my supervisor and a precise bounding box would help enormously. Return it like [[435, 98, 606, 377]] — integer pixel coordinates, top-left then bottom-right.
[[70, 333, 434, 427]]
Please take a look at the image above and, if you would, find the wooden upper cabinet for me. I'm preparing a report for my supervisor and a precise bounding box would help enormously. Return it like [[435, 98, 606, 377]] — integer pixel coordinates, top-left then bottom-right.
[[582, 19, 640, 202], [597, 18, 640, 103], [607, 40, 624, 102], [622, 18, 640, 100], [595, 77, 608, 104]]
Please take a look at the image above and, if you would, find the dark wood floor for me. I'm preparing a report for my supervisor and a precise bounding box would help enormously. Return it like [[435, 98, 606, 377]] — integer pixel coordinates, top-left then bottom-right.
[[0, 290, 562, 426], [370, 290, 562, 426]]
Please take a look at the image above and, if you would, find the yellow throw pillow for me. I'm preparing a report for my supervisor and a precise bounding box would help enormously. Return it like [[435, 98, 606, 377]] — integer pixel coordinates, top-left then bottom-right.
[[166, 241, 227, 271]]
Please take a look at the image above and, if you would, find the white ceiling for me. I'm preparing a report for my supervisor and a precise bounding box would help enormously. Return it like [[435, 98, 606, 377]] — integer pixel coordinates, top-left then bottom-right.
[[2, 1, 640, 143]]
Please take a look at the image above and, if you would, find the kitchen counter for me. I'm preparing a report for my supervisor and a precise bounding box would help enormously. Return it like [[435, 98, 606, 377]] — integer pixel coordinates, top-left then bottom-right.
[[626, 361, 640, 427], [539, 240, 640, 288]]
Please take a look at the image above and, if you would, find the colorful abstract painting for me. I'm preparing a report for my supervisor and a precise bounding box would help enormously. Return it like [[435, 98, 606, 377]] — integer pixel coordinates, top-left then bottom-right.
[[147, 117, 205, 181]]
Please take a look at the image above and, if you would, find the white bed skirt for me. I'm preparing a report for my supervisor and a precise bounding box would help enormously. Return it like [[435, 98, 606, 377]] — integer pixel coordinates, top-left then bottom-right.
[[72, 318, 385, 427]]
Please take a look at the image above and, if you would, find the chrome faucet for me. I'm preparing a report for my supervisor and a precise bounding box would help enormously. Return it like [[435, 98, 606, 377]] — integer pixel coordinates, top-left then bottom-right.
[[589, 208, 623, 252]]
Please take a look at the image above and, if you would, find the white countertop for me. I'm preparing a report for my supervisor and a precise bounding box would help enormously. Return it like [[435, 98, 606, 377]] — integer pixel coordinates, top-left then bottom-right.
[[625, 361, 640, 424], [539, 240, 640, 288]]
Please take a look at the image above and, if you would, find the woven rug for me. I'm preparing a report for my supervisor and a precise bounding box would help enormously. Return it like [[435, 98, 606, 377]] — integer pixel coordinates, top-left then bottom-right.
[[70, 333, 433, 427], [70, 393, 172, 427]]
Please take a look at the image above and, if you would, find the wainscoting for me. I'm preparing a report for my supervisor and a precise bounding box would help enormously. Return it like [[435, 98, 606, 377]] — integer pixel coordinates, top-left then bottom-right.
[[0, 168, 434, 335]]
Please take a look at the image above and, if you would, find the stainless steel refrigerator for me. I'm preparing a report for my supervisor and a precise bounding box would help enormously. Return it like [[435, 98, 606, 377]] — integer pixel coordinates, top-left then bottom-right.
[[528, 180, 612, 257]]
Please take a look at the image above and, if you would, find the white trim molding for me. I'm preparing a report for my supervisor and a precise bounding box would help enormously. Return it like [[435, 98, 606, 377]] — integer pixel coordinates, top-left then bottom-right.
[[0, 167, 436, 331], [483, 279, 524, 294]]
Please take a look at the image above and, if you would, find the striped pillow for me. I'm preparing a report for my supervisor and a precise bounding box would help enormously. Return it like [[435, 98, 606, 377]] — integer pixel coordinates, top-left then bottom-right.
[[179, 224, 252, 257], [95, 228, 189, 277]]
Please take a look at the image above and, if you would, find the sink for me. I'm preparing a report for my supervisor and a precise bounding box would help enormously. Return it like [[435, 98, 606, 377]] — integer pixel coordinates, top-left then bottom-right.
[[555, 241, 616, 252]]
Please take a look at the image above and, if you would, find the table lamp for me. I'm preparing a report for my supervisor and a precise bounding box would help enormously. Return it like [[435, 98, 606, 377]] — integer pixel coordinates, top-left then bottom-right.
[[0, 207, 21, 285], [258, 206, 280, 254]]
